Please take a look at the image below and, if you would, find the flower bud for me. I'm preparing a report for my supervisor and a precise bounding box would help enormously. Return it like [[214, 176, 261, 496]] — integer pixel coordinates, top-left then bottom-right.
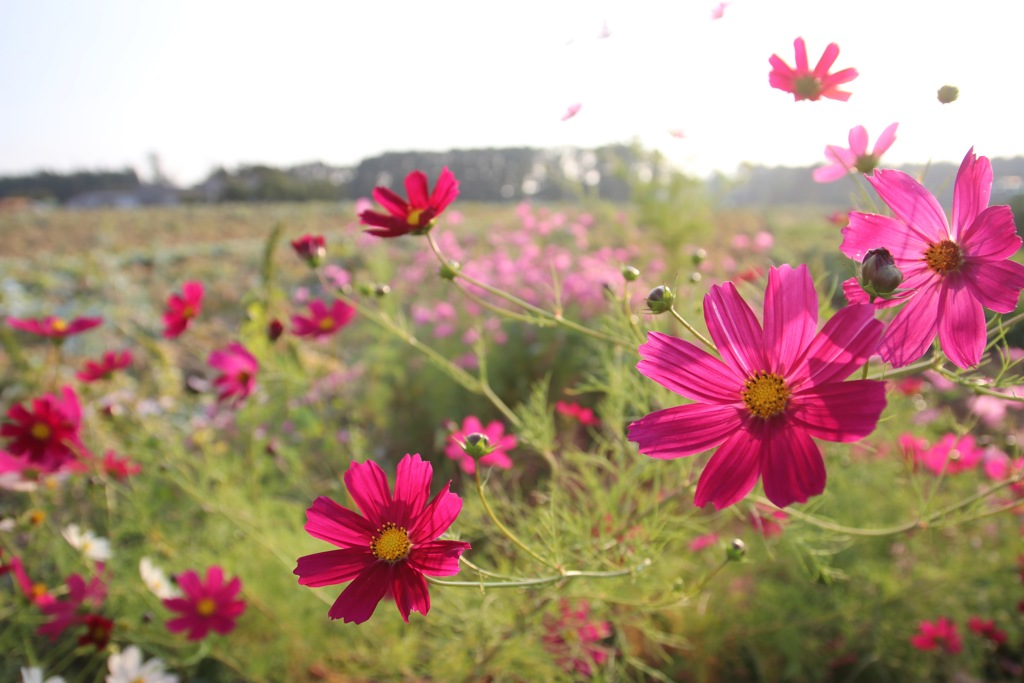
[[374, 284, 391, 297], [440, 260, 461, 281], [267, 318, 284, 342], [860, 248, 903, 297], [645, 285, 675, 314], [460, 433, 495, 459], [621, 265, 640, 282], [937, 85, 959, 104], [692, 248, 707, 265], [290, 234, 326, 267], [726, 538, 746, 562]]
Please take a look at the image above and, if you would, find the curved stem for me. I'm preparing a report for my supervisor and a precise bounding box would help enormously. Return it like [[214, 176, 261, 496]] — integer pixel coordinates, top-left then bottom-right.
[[475, 467, 558, 570], [668, 306, 715, 352], [425, 233, 633, 348], [427, 564, 644, 589]]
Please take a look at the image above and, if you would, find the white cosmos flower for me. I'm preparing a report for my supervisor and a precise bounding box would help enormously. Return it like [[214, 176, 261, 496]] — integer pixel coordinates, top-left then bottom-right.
[[20, 666, 66, 683], [106, 645, 179, 683], [61, 524, 112, 562], [139, 557, 180, 599]]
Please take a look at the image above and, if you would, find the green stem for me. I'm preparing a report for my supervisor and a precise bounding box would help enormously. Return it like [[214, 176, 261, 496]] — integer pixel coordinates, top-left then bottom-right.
[[425, 233, 633, 347], [668, 306, 715, 352], [474, 467, 558, 570], [427, 564, 643, 589]]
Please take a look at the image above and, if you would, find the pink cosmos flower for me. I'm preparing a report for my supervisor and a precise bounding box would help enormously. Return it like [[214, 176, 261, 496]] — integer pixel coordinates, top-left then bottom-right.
[[3, 555, 56, 606], [769, 37, 858, 102], [445, 416, 517, 474], [7, 315, 103, 339], [688, 533, 719, 552], [359, 168, 459, 238], [749, 505, 788, 537], [162, 281, 204, 339], [561, 103, 582, 121], [207, 342, 258, 405], [294, 453, 471, 624], [628, 264, 886, 509], [76, 350, 133, 383], [290, 234, 326, 267], [38, 573, 108, 644], [290, 299, 356, 339], [910, 617, 963, 654], [841, 149, 1024, 368], [967, 616, 1007, 644], [906, 433, 985, 476], [555, 401, 601, 427], [98, 450, 141, 480], [813, 123, 899, 183], [542, 600, 614, 677], [162, 566, 246, 640], [1, 386, 86, 472]]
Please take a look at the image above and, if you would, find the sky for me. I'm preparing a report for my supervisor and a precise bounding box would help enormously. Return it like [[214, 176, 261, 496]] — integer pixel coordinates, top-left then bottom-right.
[[2, 0, 1022, 186]]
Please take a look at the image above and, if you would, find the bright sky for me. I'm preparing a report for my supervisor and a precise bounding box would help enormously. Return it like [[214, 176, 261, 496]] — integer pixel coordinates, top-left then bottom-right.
[[2, 0, 1021, 185]]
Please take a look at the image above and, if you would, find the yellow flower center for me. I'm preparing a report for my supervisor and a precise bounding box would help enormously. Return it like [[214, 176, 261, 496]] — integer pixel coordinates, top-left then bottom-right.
[[196, 597, 217, 616], [406, 208, 425, 226], [30, 423, 51, 440], [318, 317, 336, 331], [793, 75, 822, 100], [924, 239, 962, 274], [31, 582, 48, 598], [51, 318, 68, 332], [182, 304, 195, 319], [370, 522, 412, 563], [742, 371, 791, 418]]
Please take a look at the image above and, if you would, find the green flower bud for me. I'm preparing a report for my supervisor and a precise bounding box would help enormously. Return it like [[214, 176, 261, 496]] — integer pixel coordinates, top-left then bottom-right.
[[461, 433, 496, 459], [859, 248, 903, 299], [621, 265, 640, 282], [440, 260, 461, 281], [645, 285, 675, 314], [937, 85, 959, 104], [692, 248, 708, 265], [374, 284, 391, 297], [726, 538, 746, 562]]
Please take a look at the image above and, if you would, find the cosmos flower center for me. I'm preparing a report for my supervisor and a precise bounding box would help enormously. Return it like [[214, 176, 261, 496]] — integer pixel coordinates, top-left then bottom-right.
[[793, 75, 822, 100], [51, 318, 67, 332], [318, 317, 336, 331], [406, 208, 425, 226], [371, 522, 412, 563], [236, 371, 251, 386], [196, 597, 217, 616], [181, 305, 195, 319], [31, 423, 52, 440], [924, 240, 962, 274], [854, 154, 878, 174], [742, 371, 791, 418]]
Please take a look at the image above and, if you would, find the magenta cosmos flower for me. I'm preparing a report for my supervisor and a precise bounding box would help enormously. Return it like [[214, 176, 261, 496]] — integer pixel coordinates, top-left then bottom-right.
[[76, 349, 133, 383], [7, 315, 103, 339], [769, 37, 858, 102], [1, 386, 86, 472], [207, 342, 258, 404], [628, 264, 886, 509], [290, 298, 356, 339], [358, 167, 459, 238], [163, 281, 204, 339], [445, 416, 517, 474], [813, 123, 898, 183], [163, 566, 246, 640], [910, 617, 963, 654], [294, 453, 471, 624], [841, 148, 1024, 368], [291, 234, 326, 267], [542, 600, 613, 677]]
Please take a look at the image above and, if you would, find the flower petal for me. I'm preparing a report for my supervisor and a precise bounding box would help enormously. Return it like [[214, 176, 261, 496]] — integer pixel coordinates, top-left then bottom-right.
[[840, 211, 930, 263], [937, 279, 986, 369], [372, 186, 409, 218], [793, 37, 809, 73], [329, 563, 391, 624], [789, 303, 882, 388], [636, 331, 743, 403], [404, 170, 430, 208], [759, 421, 825, 507], [812, 42, 839, 77], [704, 281, 767, 376], [430, 167, 460, 213], [409, 482, 463, 544], [951, 148, 992, 238], [407, 540, 471, 577], [763, 264, 817, 377], [344, 460, 392, 527], [693, 426, 763, 509], [295, 548, 372, 587], [390, 561, 430, 622], [789, 379, 887, 442], [629, 403, 742, 459], [304, 496, 375, 548], [960, 259, 1024, 313], [866, 169, 949, 241], [813, 163, 851, 184], [872, 122, 898, 157], [848, 126, 868, 157], [960, 205, 1022, 261], [390, 454, 431, 527], [879, 284, 941, 367]]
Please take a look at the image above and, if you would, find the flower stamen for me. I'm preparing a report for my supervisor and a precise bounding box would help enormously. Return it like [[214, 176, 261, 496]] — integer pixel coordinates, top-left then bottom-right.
[[742, 371, 791, 418], [371, 522, 411, 563], [924, 240, 962, 274]]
